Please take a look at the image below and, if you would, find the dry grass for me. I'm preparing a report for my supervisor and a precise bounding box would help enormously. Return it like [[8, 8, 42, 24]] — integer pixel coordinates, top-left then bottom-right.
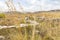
[[0, 11, 60, 40]]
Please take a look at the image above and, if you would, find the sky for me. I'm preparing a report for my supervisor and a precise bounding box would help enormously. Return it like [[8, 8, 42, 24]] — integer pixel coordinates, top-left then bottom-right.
[[0, 0, 60, 12]]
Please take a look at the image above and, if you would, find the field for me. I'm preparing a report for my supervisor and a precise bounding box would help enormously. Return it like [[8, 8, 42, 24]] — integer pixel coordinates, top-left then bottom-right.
[[0, 11, 60, 40]]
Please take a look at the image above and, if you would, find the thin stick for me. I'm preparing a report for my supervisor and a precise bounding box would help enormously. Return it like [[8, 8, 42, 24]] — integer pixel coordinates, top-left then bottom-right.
[[31, 16, 36, 40], [5, 0, 16, 11]]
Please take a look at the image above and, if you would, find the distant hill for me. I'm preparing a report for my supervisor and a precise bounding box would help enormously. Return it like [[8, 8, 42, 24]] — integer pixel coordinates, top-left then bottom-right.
[[0, 9, 60, 14]]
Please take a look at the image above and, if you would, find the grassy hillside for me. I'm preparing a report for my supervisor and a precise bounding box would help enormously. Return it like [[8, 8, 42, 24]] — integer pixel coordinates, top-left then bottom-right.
[[0, 11, 60, 40]]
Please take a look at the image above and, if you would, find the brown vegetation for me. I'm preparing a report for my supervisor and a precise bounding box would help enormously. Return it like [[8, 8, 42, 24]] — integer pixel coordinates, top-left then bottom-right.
[[0, 11, 60, 40]]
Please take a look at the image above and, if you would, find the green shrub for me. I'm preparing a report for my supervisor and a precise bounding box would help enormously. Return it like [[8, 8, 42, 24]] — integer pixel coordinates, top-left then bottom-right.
[[0, 13, 5, 18]]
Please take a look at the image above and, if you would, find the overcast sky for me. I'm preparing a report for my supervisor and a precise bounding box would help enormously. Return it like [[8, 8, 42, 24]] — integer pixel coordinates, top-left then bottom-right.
[[0, 0, 60, 12]]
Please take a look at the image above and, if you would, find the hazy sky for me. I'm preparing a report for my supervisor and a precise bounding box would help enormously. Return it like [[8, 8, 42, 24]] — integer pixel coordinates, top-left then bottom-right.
[[0, 0, 60, 12]]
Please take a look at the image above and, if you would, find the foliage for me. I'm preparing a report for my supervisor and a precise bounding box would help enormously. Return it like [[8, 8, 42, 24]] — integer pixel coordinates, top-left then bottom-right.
[[0, 13, 5, 18], [0, 13, 60, 40]]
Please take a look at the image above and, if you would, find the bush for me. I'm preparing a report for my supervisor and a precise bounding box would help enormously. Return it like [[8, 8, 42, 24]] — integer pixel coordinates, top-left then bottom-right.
[[0, 13, 5, 18]]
